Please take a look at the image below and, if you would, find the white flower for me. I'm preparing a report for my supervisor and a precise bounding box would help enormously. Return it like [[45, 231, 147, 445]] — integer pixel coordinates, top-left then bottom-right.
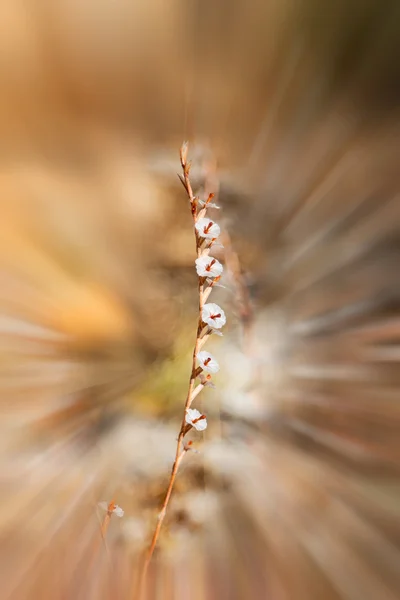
[[98, 501, 124, 517], [195, 218, 220, 240], [185, 408, 208, 431], [197, 350, 220, 373], [195, 256, 223, 278], [112, 505, 124, 517], [202, 303, 226, 329]]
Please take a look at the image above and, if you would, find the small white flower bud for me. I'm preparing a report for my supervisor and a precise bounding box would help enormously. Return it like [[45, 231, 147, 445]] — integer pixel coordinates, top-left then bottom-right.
[[202, 303, 226, 329], [197, 350, 220, 373], [195, 218, 220, 240], [185, 408, 208, 431], [98, 501, 124, 517], [195, 256, 223, 278]]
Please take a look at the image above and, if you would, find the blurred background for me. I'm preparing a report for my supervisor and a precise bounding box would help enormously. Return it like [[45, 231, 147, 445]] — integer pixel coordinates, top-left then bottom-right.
[[0, 0, 400, 598]]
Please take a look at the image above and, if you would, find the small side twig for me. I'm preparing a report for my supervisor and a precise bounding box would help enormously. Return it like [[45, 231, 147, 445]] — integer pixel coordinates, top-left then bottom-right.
[[98, 499, 124, 540], [138, 143, 226, 597], [87, 499, 124, 577]]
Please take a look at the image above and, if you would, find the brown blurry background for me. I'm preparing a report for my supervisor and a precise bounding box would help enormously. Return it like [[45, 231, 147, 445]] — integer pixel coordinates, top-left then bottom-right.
[[0, 0, 399, 599]]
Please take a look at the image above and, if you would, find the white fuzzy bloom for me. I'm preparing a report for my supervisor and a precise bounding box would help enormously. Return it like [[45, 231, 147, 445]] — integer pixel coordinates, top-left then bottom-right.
[[195, 218, 220, 240], [113, 505, 124, 517], [185, 408, 208, 431], [197, 350, 220, 373], [202, 303, 226, 329], [195, 256, 223, 278], [98, 501, 124, 517]]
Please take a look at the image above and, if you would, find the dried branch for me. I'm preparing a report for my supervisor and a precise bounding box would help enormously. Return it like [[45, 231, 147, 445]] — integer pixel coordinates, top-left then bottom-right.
[[138, 143, 226, 597]]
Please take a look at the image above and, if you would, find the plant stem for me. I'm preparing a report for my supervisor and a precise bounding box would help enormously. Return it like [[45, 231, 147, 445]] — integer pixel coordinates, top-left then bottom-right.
[[137, 145, 207, 598]]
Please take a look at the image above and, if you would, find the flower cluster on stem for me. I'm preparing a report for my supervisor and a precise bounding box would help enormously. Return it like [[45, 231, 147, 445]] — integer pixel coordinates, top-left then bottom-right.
[[139, 142, 226, 592]]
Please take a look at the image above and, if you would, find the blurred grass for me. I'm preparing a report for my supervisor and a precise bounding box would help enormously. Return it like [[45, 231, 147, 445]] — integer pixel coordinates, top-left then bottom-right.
[[0, 0, 399, 599]]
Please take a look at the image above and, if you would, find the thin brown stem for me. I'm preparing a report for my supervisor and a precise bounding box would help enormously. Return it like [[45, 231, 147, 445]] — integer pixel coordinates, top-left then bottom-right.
[[137, 144, 210, 599], [138, 450, 185, 594], [100, 513, 111, 539], [100, 499, 117, 540]]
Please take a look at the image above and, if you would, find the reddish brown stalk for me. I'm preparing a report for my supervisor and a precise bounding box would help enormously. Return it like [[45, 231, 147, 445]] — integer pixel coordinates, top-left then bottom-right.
[[87, 499, 118, 578], [100, 513, 111, 539], [138, 143, 210, 598], [100, 499, 117, 539]]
